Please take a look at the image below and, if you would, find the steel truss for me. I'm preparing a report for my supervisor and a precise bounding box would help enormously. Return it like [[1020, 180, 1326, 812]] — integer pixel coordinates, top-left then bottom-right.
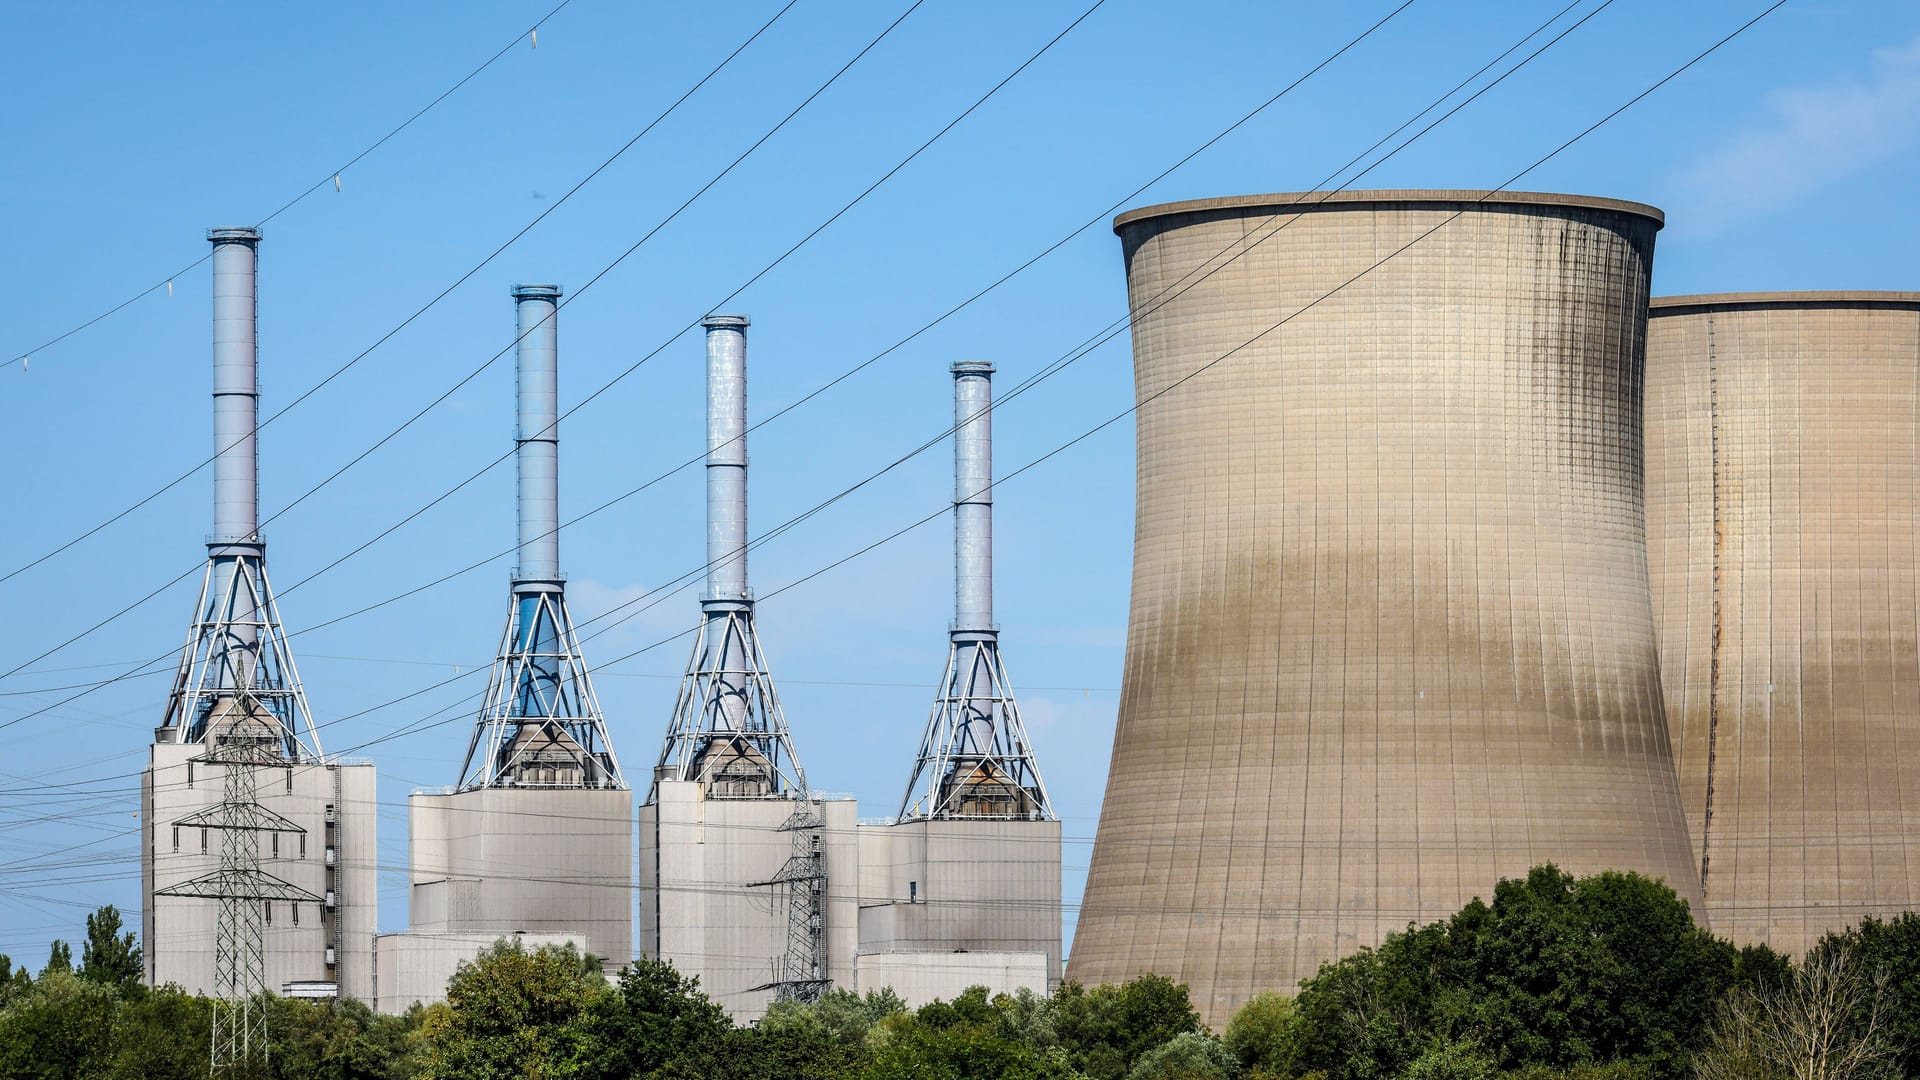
[[653, 603, 808, 799], [162, 546, 322, 759], [749, 805, 829, 1002], [459, 587, 625, 790], [156, 735, 321, 1073], [898, 634, 1055, 821]]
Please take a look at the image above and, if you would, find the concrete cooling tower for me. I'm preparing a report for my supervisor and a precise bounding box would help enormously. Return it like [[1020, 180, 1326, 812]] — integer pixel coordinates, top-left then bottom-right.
[[1070, 191, 1705, 1025], [1645, 292, 1920, 956]]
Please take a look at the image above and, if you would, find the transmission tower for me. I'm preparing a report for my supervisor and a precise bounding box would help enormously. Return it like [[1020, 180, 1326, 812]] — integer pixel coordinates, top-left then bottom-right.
[[749, 805, 830, 1002]]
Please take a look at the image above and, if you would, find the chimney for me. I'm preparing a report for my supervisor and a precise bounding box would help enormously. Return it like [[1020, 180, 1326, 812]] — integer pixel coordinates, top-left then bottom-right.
[[703, 315, 751, 607]]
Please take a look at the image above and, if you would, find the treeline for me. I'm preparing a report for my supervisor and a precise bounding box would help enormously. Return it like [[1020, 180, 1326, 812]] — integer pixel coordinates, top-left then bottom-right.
[[4, 866, 1918, 1079]]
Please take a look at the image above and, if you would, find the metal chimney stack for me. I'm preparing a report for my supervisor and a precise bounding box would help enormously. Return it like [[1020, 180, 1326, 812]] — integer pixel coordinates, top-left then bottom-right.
[[209, 229, 262, 552], [651, 315, 809, 799], [896, 361, 1053, 820], [703, 315, 751, 607], [513, 285, 563, 588], [455, 285, 623, 791], [952, 361, 995, 636]]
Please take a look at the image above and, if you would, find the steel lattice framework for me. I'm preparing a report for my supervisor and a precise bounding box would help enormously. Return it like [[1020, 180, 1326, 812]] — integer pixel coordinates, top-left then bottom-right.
[[459, 588, 624, 790], [156, 729, 321, 1072], [749, 805, 830, 1002], [162, 547, 323, 761], [654, 605, 809, 798], [899, 636, 1054, 820]]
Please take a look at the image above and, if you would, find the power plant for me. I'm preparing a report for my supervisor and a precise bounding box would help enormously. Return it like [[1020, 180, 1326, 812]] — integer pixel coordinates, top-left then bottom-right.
[[143, 228, 378, 1062], [378, 283, 633, 1009], [1071, 191, 1705, 1025], [1644, 291, 1920, 956], [117, 195, 1916, 1034]]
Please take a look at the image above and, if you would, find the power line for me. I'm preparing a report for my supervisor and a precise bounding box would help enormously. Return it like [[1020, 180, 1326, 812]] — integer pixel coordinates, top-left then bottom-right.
[[0, 0, 938, 697], [0, 0, 1409, 695], [5, 0, 576, 371], [0, 0, 799, 590], [0, 0, 1582, 785]]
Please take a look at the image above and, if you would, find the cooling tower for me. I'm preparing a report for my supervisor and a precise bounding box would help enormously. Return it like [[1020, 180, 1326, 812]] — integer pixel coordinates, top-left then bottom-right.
[[1070, 191, 1704, 1025], [1645, 291, 1920, 956]]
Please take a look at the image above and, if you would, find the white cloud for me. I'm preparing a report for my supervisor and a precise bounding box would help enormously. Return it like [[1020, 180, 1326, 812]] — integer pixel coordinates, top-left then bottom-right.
[[1676, 34, 1920, 232]]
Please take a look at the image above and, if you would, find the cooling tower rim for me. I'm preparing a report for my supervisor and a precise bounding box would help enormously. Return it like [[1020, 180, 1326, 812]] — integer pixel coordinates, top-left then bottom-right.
[[1113, 190, 1663, 235], [1652, 290, 1920, 313]]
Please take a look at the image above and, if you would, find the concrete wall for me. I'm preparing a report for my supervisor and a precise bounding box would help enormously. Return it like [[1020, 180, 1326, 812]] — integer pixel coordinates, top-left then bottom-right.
[[639, 780, 857, 1021], [1646, 292, 1920, 954], [853, 950, 1049, 1008], [1071, 190, 1704, 1026], [857, 819, 1060, 985], [408, 787, 633, 973], [143, 743, 377, 1001], [373, 930, 587, 1014]]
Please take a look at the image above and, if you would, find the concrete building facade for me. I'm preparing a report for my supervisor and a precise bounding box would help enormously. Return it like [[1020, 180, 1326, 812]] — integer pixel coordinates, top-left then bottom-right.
[[406, 787, 633, 974], [1070, 190, 1705, 1025], [856, 819, 1060, 987], [640, 783, 858, 1020], [1645, 292, 1920, 955], [144, 744, 377, 1000]]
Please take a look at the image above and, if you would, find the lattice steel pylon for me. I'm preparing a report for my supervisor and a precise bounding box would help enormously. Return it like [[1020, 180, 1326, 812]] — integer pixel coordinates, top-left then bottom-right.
[[156, 727, 321, 1072], [898, 361, 1053, 820], [457, 285, 624, 791], [749, 805, 830, 1002], [651, 315, 809, 800]]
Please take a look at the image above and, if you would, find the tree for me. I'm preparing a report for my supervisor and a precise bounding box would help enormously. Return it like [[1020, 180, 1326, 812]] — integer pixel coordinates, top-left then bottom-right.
[[1125, 1031, 1239, 1080], [761, 986, 905, 1050], [1816, 912, 1920, 1076], [1399, 1039, 1497, 1080], [1695, 943, 1895, 1080], [1287, 865, 1743, 1080], [79, 905, 143, 992], [573, 957, 732, 1078], [1051, 974, 1204, 1080], [1223, 992, 1298, 1077], [861, 1015, 1078, 1080], [0, 970, 118, 1080], [416, 939, 607, 1080], [40, 939, 72, 978]]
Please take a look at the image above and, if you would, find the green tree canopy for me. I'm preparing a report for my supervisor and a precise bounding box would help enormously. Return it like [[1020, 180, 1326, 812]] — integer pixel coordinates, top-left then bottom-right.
[[1051, 973, 1204, 1080], [1289, 864, 1746, 1080], [79, 905, 143, 991], [417, 939, 607, 1080]]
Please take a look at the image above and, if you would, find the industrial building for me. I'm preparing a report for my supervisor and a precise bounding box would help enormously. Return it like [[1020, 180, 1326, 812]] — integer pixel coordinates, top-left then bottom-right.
[[640, 315, 859, 1022], [1070, 191, 1705, 1025], [1645, 291, 1920, 956], [855, 358, 1061, 1004], [143, 229, 378, 1038], [378, 283, 632, 1012]]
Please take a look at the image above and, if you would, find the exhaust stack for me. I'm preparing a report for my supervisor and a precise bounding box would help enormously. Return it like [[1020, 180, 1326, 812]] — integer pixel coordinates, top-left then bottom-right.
[[158, 227, 321, 760], [896, 360, 1054, 820], [651, 315, 808, 799], [704, 315, 750, 607], [455, 285, 624, 791]]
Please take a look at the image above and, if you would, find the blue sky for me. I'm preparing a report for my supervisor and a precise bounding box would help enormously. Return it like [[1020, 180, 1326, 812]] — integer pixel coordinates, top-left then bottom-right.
[[2, 0, 1916, 966]]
